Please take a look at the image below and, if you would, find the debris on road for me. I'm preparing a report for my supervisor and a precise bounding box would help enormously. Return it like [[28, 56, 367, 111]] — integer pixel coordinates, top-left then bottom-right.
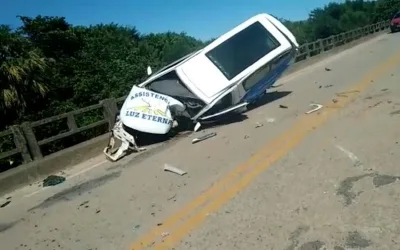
[[194, 122, 202, 132], [255, 122, 263, 128], [279, 104, 288, 109], [305, 103, 323, 114], [266, 118, 276, 123], [161, 232, 170, 238], [325, 67, 332, 71], [167, 194, 177, 201], [336, 145, 362, 167], [43, 175, 66, 187], [192, 132, 217, 144], [336, 90, 360, 98], [0, 201, 11, 208], [270, 84, 283, 89], [164, 164, 187, 176]]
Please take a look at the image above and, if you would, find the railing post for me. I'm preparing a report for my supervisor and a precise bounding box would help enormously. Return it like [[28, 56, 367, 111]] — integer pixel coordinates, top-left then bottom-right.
[[67, 113, 78, 132], [10, 125, 32, 163], [21, 122, 43, 160], [101, 98, 118, 130], [319, 39, 324, 53], [305, 43, 311, 58]]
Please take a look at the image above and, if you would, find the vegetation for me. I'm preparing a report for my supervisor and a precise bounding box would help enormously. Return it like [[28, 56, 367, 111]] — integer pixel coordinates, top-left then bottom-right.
[[0, 0, 399, 170]]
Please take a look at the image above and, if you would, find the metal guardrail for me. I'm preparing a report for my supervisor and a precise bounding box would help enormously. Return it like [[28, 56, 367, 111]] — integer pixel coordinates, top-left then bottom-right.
[[0, 20, 390, 165]]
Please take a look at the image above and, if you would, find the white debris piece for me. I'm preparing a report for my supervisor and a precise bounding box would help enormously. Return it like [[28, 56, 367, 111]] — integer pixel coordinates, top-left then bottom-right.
[[192, 132, 217, 144], [194, 122, 201, 132], [266, 118, 276, 123], [164, 164, 187, 176], [305, 103, 323, 114]]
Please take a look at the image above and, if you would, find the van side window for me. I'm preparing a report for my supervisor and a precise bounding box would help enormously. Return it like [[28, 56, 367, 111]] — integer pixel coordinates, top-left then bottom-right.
[[242, 63, 271, 91]]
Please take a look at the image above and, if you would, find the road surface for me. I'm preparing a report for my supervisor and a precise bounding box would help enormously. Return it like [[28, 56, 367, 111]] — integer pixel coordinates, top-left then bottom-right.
[[1, 32, 400, 250]]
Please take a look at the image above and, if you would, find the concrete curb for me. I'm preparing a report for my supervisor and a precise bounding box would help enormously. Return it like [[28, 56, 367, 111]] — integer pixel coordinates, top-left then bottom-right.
[[0, 29, 389, 196]]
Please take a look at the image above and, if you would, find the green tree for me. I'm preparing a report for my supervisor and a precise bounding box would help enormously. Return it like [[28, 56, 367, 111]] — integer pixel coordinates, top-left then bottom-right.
[[0, 25, 49, 121]]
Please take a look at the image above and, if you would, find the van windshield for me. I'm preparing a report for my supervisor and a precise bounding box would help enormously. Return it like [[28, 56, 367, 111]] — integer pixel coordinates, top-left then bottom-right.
[[205, 21, 280, 80]]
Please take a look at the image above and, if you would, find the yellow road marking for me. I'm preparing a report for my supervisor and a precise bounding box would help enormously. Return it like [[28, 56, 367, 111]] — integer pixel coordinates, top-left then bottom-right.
[[131, 51, 400, 250]]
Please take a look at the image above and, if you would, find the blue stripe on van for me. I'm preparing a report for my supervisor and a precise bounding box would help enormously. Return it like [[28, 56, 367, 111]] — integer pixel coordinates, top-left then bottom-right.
[[241, 56, 292, 104]]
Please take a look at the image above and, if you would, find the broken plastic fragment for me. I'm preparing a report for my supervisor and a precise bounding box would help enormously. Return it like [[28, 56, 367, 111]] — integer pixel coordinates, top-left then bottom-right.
[[305, 103, 323, 114], [164, 164, 187, 176], [266, 118, 276, 123], [192, 132, 217, 144], [194, 122, 201, 132], [255, 122, 263, 128]]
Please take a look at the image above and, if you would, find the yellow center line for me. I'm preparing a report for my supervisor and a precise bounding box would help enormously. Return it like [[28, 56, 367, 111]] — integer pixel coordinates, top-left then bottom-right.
[[131, 51, 400, 250]]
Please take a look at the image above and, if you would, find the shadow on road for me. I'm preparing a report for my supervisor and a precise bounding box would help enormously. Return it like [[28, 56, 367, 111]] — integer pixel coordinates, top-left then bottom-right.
[[247, 90, 292, 112]]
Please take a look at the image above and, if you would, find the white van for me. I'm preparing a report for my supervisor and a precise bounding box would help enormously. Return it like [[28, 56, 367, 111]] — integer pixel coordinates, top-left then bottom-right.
[[104, 13, 299, 161]]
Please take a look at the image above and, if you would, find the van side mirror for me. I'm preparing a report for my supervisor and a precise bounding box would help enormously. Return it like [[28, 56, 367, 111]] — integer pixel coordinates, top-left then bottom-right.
[[147, 66, 152, 76]]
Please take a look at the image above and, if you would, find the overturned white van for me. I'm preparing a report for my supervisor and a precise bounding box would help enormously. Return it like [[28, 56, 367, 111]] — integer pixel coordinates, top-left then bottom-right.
[[104, 13, 299, 161]]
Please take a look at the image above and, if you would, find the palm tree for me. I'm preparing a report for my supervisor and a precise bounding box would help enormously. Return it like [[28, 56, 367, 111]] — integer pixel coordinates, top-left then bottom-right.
[[0, 25, 49, 111]]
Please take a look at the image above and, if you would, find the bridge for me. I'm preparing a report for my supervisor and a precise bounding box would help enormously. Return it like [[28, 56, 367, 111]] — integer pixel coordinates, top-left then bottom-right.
[[1, 27, 400, 249]]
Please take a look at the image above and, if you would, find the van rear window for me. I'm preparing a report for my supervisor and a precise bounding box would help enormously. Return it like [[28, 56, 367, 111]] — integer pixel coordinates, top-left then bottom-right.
[[205, 21, 280, 80]]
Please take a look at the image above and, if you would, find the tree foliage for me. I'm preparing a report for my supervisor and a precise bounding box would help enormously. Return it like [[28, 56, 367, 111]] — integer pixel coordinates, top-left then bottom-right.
[[0, 0, 399, 168]]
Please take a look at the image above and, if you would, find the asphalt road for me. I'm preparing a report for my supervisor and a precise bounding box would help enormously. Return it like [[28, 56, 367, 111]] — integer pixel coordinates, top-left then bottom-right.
[[1, 32, 400, 250]]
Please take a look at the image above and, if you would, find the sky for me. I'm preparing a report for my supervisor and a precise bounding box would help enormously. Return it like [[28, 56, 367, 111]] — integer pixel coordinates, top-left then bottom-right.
[[1, 0, 340, 41]]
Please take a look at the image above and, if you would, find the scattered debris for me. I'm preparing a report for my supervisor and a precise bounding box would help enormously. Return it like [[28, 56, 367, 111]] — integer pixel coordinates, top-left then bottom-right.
[[336, 145, 362, 167], [368, 101, 382, 109], [325, 84, 333, 88], [325, 67, 332, 71], [194, 122, 201, 132], [266, 118, 276, 123], [161, 232, 170, 238], [0, 201, 11, 208], [79, 201, 89, 207], [279, 104, 288, 109], [255, 122, 263, 128], [390, 110, 400, 116], [192, 132, 217, 144], [270, 84, 283, 88], [305, 103, 323, 114], [163, 164, 187, 176], [167, 194, 177, 201], [336, 90, 360, 98], [43, 175, 66, 187]]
